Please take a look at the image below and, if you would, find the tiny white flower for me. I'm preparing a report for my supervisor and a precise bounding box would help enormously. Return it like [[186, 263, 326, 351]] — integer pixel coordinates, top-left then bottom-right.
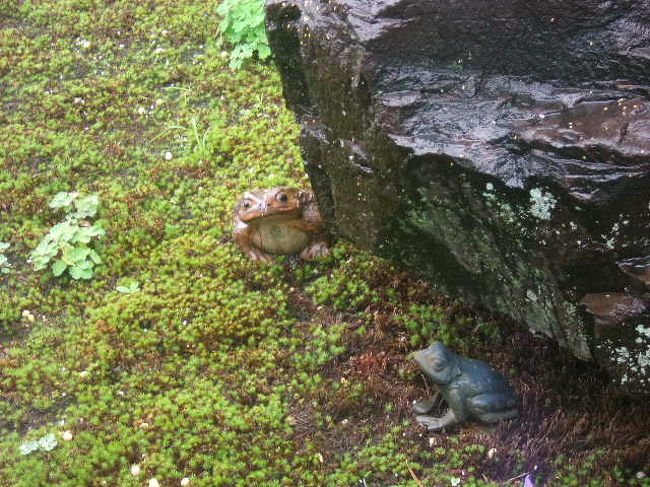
[[137, 107, 146, 115], [21, 310, 35, 322], [61, 430, 73, 441], [154, 47, 165, 54], [131, 464, 141, 476], [180, 478, 190, 486], [220, 51, 228, 58], [487, 447, 497, 459], [164, 151, 173, 160], [149, 478, 160, 487]]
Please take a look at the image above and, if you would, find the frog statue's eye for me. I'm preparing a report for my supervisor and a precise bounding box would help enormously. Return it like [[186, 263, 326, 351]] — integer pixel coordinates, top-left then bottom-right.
[[277, 192, 289, 203], [432, 359, 446, 371]]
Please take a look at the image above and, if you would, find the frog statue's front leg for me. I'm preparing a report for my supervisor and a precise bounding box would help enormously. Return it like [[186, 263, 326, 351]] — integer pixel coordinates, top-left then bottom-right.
[[415, 410, 461, 431], [414, 388, 467, 431], [412, 391, 442, 415]]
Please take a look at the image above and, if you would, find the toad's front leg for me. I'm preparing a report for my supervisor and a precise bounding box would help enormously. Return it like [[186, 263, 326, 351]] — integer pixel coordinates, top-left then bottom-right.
[[233, 224, 275, 263]]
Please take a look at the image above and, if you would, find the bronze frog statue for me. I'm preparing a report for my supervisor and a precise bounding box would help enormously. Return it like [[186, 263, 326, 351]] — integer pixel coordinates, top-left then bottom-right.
[[233, 187, 330, 263], [413, 342, 519, 431]]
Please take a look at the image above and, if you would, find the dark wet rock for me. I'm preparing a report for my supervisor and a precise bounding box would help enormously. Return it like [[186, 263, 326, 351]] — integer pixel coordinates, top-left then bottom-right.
[[618, 257, 650, 290], [266, 0, 650, 392]]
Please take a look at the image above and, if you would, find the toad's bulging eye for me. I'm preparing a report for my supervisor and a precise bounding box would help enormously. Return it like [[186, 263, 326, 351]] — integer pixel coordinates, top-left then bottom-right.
[[243, 201, 251, 209], [278, 193, 288, 203]]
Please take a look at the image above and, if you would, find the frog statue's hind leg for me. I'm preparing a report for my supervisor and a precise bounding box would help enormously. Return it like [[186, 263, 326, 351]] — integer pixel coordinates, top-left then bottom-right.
[[467, 392, 519, 424], [414, 389, 466, 431]]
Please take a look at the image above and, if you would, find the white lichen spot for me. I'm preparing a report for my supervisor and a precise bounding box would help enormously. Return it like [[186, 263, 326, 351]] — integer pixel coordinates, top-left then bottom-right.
[[611, 341, 650, 384], [526, 289, 538, 302], [636, 324, 650, 339], [529, 187, 557, 220]]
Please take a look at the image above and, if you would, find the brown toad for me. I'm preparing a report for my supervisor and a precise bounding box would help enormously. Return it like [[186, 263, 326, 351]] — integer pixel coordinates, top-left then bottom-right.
[[233, 187, 330, 263]]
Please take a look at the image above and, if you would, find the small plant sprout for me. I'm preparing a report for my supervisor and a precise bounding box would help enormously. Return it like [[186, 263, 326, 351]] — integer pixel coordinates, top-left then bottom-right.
[[31, 192, 105, 280], [0, 241, 11, 274], [116, 281, 140, 294]]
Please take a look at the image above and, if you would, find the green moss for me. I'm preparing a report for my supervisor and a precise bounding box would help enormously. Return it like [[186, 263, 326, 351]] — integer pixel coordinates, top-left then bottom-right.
[[0, 1, 644, 486]]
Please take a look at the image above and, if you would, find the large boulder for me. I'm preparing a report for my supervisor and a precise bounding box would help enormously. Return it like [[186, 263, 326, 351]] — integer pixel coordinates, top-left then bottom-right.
[[266, 0, 650, 392]]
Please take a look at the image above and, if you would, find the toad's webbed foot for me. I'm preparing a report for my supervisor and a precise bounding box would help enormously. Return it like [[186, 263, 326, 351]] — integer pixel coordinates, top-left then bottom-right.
[[248, 248, 275, 263], [299, 240, 330, 261]]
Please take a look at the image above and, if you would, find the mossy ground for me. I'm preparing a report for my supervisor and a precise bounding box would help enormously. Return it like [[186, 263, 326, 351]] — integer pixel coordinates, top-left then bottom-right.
[[1, 1, 648, 486]]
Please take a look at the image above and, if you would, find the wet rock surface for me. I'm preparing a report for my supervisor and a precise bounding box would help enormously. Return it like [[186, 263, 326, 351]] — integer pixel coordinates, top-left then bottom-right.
[[266, 0, 650, 392]]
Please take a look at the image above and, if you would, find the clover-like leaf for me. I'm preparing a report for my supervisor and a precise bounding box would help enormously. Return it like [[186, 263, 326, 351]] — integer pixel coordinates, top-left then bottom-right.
[[69, 265, 93, 280], [51, 259, 68, 277], [73, 224, 105, 244], [49, 191, 77, 210], [89, 249, 102, 264], [116, 281, 140, 294], [0, 242, 9, 251], [48, 220, 78, 244], [64, 246, 91, 263], [72, 194, 100, 218]]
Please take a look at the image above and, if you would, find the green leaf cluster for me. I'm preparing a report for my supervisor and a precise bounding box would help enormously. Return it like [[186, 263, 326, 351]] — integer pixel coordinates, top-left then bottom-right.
[[31, 192, 104, 280], [115, 280, 139, 294], [0, 242, 11, 274], [217, 0, 271, 69]]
